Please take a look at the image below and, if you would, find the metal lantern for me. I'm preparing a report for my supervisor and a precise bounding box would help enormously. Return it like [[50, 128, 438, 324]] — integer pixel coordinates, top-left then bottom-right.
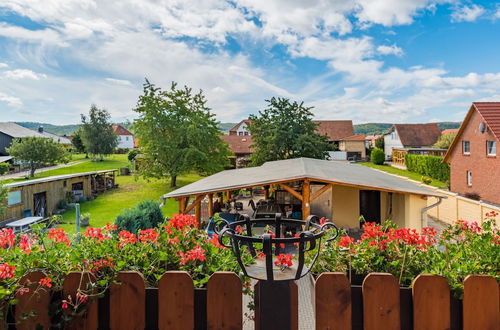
[[217, 213, 338, 281]]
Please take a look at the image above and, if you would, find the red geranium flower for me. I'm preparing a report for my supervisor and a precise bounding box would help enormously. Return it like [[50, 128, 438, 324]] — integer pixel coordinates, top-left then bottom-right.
[[39, 277, 52, 288], [47, 228, 70, 246], [0, 263, 15, 280]]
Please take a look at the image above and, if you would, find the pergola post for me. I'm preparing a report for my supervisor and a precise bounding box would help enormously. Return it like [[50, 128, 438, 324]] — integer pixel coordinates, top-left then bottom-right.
[[195, 200, 201, 225], [302, 180, 311, 220], [208, 193, 214, 217], [226, 191, 231, 202], [264, 185, 270, 200]]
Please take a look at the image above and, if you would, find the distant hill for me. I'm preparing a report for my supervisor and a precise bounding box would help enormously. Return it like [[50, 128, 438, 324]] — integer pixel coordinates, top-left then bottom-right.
[[16, 122, 80, 136], [353, 122, 461, 135], [219, 122, 237, 133]]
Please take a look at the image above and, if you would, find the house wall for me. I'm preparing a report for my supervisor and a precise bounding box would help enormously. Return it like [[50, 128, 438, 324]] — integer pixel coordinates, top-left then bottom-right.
[[331, 185, 360, 228], [117, 135, 134, 149], [2, 176, 92, 221], [339, 140, 366, 159], [405, 194, 427, 231], [235, 122, 250, 136], [311, 184, 333, 220], [0, 132, 13, 156], [384, 130, 404, 159], [447, 109, 500, 204]]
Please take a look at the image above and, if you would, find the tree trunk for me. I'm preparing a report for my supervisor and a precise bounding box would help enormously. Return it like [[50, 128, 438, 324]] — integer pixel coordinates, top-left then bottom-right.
[[170, 176, 177, 188], [30, 162, 36, 177]]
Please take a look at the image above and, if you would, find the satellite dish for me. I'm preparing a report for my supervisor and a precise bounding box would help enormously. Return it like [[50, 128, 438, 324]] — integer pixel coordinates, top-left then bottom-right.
[[479, 122, 486, 133]]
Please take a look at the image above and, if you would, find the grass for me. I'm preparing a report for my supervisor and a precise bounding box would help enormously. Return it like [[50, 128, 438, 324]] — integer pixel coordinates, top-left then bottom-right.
[[359, 162, 448, 189], [58, 173, 202, 233]]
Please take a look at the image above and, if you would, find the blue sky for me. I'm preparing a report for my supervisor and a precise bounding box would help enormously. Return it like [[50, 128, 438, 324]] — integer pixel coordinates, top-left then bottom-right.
[[0, 0, 499, 125]]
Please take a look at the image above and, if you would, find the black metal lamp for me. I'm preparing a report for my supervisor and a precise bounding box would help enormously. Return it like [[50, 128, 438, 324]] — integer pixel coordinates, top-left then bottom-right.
[[218, 213, 338, 281]]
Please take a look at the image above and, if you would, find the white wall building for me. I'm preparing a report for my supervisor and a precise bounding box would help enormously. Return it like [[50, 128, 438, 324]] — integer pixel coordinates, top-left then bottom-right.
[[112, 124, 134, 149]]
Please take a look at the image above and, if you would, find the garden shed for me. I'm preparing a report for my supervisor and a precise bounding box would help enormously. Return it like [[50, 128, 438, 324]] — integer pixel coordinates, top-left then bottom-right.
[[163, 158, 445, 231], [1, 169, 118, 222]]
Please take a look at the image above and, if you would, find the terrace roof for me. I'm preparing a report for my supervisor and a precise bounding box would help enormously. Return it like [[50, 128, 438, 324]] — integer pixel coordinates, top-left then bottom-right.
[[5, 169, 118, 188]]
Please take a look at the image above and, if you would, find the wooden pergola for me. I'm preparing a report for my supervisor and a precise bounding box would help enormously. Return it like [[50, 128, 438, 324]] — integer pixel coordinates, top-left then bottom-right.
[[175, 178, 333, 223]]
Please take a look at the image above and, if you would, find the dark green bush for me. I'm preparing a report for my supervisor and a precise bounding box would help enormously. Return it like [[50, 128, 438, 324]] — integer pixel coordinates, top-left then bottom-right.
[[0, 163, 9, 175], [115, 200, 164, 233], [371, 148, 385, 165], [405, 154, 450, 182], [128, 149, 139, 162]]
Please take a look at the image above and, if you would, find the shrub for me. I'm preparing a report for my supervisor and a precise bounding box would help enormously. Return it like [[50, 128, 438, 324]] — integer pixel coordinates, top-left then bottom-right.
[[371, 148, 385, 165], [421, 176, 432, 185], [128, 149, 139, 162], [80, 213, 91, 227], [405, 154, 450, 182], [0, 163, 9, 175], [115, 200, 164, 233]]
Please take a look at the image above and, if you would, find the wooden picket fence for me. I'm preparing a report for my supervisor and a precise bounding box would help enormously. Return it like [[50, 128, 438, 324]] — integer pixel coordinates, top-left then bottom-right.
[[7, 271, 500, 329]]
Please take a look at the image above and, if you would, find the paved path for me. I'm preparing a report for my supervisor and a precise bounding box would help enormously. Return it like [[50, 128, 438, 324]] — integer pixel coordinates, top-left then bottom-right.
[[0, 160, 86, 180]]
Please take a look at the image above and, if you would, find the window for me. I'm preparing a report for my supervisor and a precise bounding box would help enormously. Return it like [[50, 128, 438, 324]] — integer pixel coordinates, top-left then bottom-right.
[[462, 140, 470, 154], [126, 136, 129, 141], [238, 132, 243, 136], [487, 140, 496, 156], [466, 171, 472, 186], [244, 131, 249, 136], [7, 191, 21, 206], [391, 132, 396, 140]]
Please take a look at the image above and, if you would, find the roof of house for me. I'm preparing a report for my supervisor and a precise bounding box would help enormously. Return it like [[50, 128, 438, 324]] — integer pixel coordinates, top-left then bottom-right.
[[389, 123, 441, 147], [5, 169, 118, 189], [112, 124, 133, 136], [229, 119, 252, 132], [0, 156, 12, 163], [340, 134, 365, 141], [441, 129, 458, 135], [220, 135, 254, 154], [164, 157, 444, 199], [313, 120, 355, 141], [444, 102, 500, 162], [365, 135, 382, 140], [0, 123, 44, 139], [39, 131, 72, 145]]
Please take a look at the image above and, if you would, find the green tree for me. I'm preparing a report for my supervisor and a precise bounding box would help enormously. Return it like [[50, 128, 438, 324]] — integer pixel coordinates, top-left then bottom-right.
[[248, 97, 329, 166], [133, 80, 230, 187], [0, 184, 7, 216], [7, 137, 69, 177], [71, 129, 87, 154], [433, 132, 457, 149], [80, 105, 118, 161], [375, 136, 385, 149], [371, 148, 385, 165]]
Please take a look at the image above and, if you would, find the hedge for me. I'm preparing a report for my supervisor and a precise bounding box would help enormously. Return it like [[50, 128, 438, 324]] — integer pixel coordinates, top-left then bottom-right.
[[405, 154, 450, 182], [371, 148, 385, 165]]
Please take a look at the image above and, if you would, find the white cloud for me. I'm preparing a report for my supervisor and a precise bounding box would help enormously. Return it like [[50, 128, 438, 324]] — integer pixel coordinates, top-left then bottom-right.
[[377, 44, 404, 56], [105, 78, 133, 86], [0, 63, 8, 68], [354, 0, 438, 26], [451, 4, 485, 22], [495, 7, 500, 19], [0, 92, 22, 107], [3, 69, 47, 80], [0, 23, 66, 46]]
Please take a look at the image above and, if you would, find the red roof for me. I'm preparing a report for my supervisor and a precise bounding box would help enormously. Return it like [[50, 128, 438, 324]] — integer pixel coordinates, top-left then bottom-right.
[[112, 124, 133, 136], [340, 134, 366, 141], [441, 129, 458, 135], [220, 135, 254, 155], [473, 102, 500, 140], [392, 123, 441, 147], [313, 120, 355, 141]]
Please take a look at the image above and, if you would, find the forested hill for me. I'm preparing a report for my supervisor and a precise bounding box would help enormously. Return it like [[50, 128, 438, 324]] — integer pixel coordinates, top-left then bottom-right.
[[353, 122, 461, 135], [16, 122, 80, 136]]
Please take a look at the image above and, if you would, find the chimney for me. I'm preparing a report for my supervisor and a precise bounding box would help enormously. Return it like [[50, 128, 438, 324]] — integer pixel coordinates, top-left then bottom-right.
[[38, 126, 44, 133]]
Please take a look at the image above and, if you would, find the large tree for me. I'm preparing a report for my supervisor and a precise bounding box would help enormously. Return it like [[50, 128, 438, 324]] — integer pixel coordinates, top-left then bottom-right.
[[71, 128, 87, 154], [433, 132, 457, 149], [80, 105, 118, 161], [7, 137, 69, 177], [133, 80, 231, 187], [248, 97, 329, 166]]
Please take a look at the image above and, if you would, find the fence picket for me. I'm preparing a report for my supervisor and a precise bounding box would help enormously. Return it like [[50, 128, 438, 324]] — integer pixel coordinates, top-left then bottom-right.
[[109, 271, 145, 330], [158, 271, 194, 330], [207, 272, 242, 330], [463, 275, 499, 330], [412, 274, 450, 330], [315, 272, 351, 330], [15, 271, 51, 330], [63, 272, 99, 330], [362, 273, 400, 330]]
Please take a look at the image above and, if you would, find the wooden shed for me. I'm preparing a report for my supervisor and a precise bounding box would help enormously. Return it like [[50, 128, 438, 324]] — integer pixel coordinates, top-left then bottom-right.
[[2, 169, 118, 222]]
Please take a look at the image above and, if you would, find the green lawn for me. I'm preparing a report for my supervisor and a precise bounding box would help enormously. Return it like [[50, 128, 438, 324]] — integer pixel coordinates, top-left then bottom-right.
[[359, 162, 448, 189], [59, 173, 202, 233]]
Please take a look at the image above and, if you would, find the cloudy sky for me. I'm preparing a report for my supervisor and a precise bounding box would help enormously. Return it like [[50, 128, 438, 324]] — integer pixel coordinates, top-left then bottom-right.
[[0, 0, 499, 124]]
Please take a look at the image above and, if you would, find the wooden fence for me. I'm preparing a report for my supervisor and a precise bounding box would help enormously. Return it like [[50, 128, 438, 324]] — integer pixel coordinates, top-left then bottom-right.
[[6, 271, 500, 330]]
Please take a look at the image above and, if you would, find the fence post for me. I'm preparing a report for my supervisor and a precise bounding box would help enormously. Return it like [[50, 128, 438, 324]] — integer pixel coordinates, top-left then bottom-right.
[[207, 272, 242, 330], [362, 273, 400, 330], [15, 271, 51, 330], [463, 275, 499, 330], [63, 272, 99, 330], [109, 271, 145, 330], [158, 271, 194, 330], [412, 274, 450, 330], [315, 272, 351, 330]]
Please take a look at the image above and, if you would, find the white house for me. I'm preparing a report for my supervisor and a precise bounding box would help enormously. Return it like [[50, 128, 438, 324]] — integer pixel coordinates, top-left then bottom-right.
[[229, 120, 251, 136], [112, 124, 134, 149], [383, 124, 441, 159]]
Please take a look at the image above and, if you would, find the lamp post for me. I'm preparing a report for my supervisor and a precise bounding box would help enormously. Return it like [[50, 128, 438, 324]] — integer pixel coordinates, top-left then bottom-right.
[[218, 213, 338, 329]]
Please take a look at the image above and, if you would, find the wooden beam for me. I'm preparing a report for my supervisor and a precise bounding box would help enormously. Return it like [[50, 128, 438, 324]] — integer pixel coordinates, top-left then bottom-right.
[[178, 197, 187, 214], [226, 191, 231, 202], [208, 194, 214, 217], [184, 194, 205, 214], [278, 183, 303, 201], [195, 201, 201, 224], [311, 183, 333, 201], [302, 180, 311, 220], [264, 185, 269, 200]]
